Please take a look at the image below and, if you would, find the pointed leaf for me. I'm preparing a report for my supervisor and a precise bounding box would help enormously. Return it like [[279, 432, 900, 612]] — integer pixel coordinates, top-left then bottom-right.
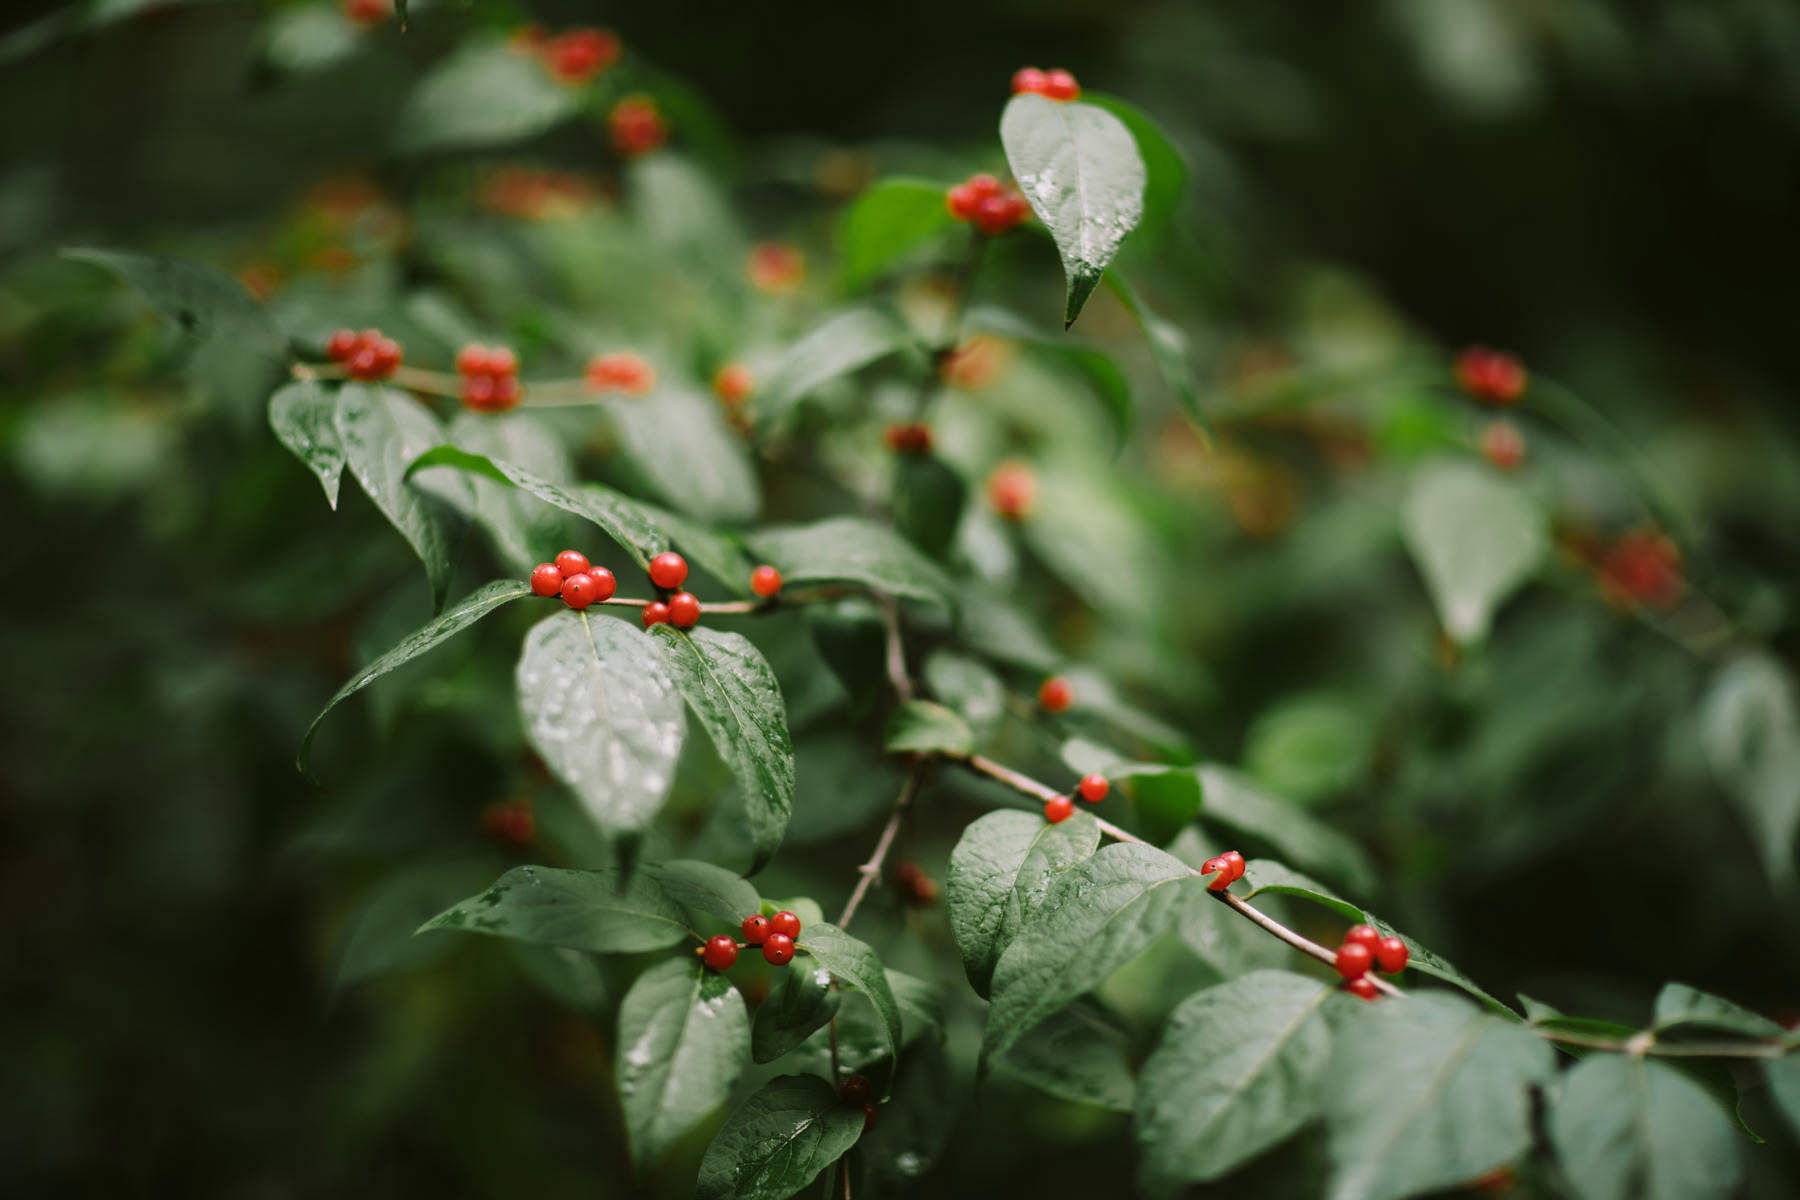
[[611, 385, 762, 523], [883, 699, 973, 757], [420, 865, 692, 953], [1698, 652, 1800, 884], [646, 860, 762, 929], [517, 611, 687, 839], [1652, 982, 1785, 1040], [795, 923, 902, 1067], [617, 958, 751, 1173], [946, 809, 1101, 997], [337, 384, 467, 608], [750, 515, 954, 607], [269, 380, 345, 507], [1550, 1054, 1743, 1200], [752, 961, 840, 1064], [839, 177, 960, 292], [1402, 458, 1548, 644], [696, 1075, 864, 1200], [1240, 859, 1364, 923]]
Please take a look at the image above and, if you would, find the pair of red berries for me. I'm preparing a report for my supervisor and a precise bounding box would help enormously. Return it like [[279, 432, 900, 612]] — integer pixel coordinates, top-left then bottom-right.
[[585, 351, 656, 395], [1010, 67, 1081, 101], [945, 174, 1032, 237], [883, 422, 934, 455], [456, 343, 521, 412], [892, 860, 939, 905], [838, 1076, 878, 1131], [696, 909, 804, 970], [325, 328, 402, 381], [532, 549, 619, 610], [641, 552, 703, 630], [1043, 774, 1110, 824], [480, 800, 535, 845], [539, 27, 620, 84], [1454, 346, 1528, 405], [1333, 924, 1410, 999], [1200, 850, 1246, 892], [609, 95, 667, 157], [341, 0, 389, 28]]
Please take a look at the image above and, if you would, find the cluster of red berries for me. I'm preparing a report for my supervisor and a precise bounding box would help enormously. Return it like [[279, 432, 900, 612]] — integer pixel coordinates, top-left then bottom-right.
[[456, 343, 521, 412], [1479, 420, 1525, 471], [342, 0, 389, 28], [1199, 850, 1246, 892], [1037, 675, 1074, 713], [986, 461, 1037, 520], [639, 552, 702, 630], [325, 328, 403, 381], [1332, 923, 1410, 1000], [585, 351, 656, 395], [839, 1075, 879, 1132], [1043, 773, 1110, 824], [1010, 66, 1081, 101], [480, 799, 535, 845], [892, 860, 939, 905], [534, 27, 621, 85], [883, 422, 934, 456], [697, 909, 804, 971], [1454, 346, 1528, 406], [608, 95, 667, 157], [532, 549, 618, 610], [945, 174, 1032, 237]]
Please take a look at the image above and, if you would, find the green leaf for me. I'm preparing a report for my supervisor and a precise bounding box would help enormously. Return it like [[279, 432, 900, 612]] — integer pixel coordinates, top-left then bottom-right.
[[891, 452, 968, 557], [269, 380, 345, 508], [1057, 749, 1204, 847], [510, 944, 609, 1013], [752, 961, 840, 1064], [885, 969, 946, 1046], [394, 41, 582, 154], [447, 411, 575, 573], [946, 809, 1101, 997], [1243, 692, 1376, 805], [750, 515, 954, 607], [333, 862, 488, 991], [860, 1037, 956, 1184], [1197, 765, 1377, 894], [1401, 458, 1548, 644], [999, 95, 1146, 327], [420, 866, 693, 953], [645, 860, 761, 928], [1549, 1054, 1743, 1200], [757, 307, 920, 430], [1698, 652, 1800, 884], [1652, 982, 1785, 1040], [1321, 993, 1554, 1200], [922, 651, 1007, 742], [883, 700, 973, 757], [696, 1074, 864, 1200], [1239, 859, 1364, 923], [839, 177, 960, 292], [653, 627, 795, 873], [1103, 270, 1203, 427], [983, 842, 1198, 1066], [337, 384, 468, 609], [1360, 915, 1516, 1019], [1084, 94, 1187, 248], [1136, 971, 1337, 1189], [298, 579, 532, 768], [517, 611, 687, 839], [611, 385, 762, 523], [616, 958, 751, 1173], [962, 305, 1132, 450], [1000, 1003, 1135, 1112], [795, 923, 902, 1067], [1765, 1053, 1800, 1143], [260, 4, 359, 75]]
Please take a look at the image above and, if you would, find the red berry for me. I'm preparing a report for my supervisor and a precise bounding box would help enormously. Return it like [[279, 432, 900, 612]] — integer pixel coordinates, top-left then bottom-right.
[[668, 591, 701, 629], [461, 373, 496, 410], [769, 910, 802, 939], [861, 1104, 878, 1132], [455, 343, 488, 375], [1480, 420, 1526, 471], [555, 550, 591, 576], [1011, 66, 1047, 95], [608, 94, 667, 157], [1204, 858, 1234, 892], [491, 375, 521, 410], [348, 346, 381, 380], [586, 566, 617, 601], [561, 572, 602, 609], [1038, 675, 1074, 713], [1344, 924, 1381, 950], [1042, 69, 1080, 101], [966, 174, 1001, 200], [700, 935, 738, 971], [486, 345, 519, 377], [741, 914, 771, 945], [1220, 850, 1245, 882], [1044, 795, 1074, 823], [648, 551, 688, 590], [713, 362, 754, 407], [750, 565, 782, 598], [1599, 529, 1684, 610], [946, 183, 979, 220], [641, 601, 670, 628], [1077, 774, 1109, 803], [987, 461, 1038, 520], [761, 932, 795, 965], [1334, 941, 1374, 980], [325, 328, 359, 361], [840, 1075, 873, 1106], [530, 563, 564, 597], [1375, 936, 1410, 975], [1454, 346, 1528, 405], [1345, 976, 1379, 1001], [343, 0, 388, 28], [972, 192, 1025, 236], [747, 241, 805, 292], [371, 337, 402, 374]]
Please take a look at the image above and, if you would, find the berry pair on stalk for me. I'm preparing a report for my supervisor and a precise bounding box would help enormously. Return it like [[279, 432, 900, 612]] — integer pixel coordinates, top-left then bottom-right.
[[1043, 774, 1110, 824], [585, 351, 656, 395], [1010, 66, 1081, 101], [325, 328, 402, 381], [456, 343, 520, 412], [532, 549, 617, 610], [640, 552, 701, 631], [946, 174, 1031, 236], [1454, 346, 1527, 405], [1333, 924, 1410, 1000], [696, 909, 803, 970], [1200, 851, 1245, 891]]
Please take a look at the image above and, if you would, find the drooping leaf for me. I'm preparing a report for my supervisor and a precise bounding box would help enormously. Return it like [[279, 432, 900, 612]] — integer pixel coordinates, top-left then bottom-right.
[[1698, 652, 1800, 884], [1651, 982, 1785, 1040], [269, 380, 345, 508], [838, 177, 960, 293], [946, 809, 1101, 997], [419, 865, 693, 953], [883, 699, 973, 757], [1549, 1054, 1743, 1200], [448, 411, 575, 573], [1360, 915, 1516, 1018], [616, 958, 751, 1173], [1084, 94, 1187, 248], [1239, 859, 1365, 923], [1197, 765, 1377, 894], [696, 1074, 864, 1200], [299, 579, 533, 768], [1401, 458, 1548, 644], [395, 41, 582, 154], [752, 962, 840, 1064], [1320, 993, 1554, 1200], [337, 384, 468, 608], [630, 154, 745, 265], [652, 626, 795, 873], [1243, 691, 1377, 805], [1103, 270, 1203, 427], [1000, 1002, 1136, 1113], [750, 515, 954, 607], [611, 385, 762, 523], [645, 860, 761, 929], [1136, 971, 1337, 1190], [517, 611, 687, 839], [757, 307, 921, 430], [1000, 95, 1146, 326], [983, 842, 1198, 1066], [795, 923, 902, 1067]]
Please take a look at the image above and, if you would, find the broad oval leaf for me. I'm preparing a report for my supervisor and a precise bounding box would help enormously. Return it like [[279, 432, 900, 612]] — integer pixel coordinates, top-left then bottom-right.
[[757, 307, 920, 430], [1321, 993, 1554, 1200], [750, 515, 954, 608], [983, 842, 1197, 1066], [419, 865, 693, 953], [1549, 1054, 1742, 1200], [1698, 652, 1800, 884], [696, 1074, 864, 1200], [1084, 94, 1187, 249], [1001, 1002, 1135, 1112], [1000, 95, 1146, 326], [616, 958, 751, 1174], [1401, 458, 1548, 645], [752, 962, 840, 1064], [611, 385, 761, 523], [653, 627, 795, 873], [946, 809, 1101, 997], [337, 384, 469, 609], [269, 380, 345, 508], [517, 611, 687, 839], [838, 177, 960, 293], [795, 922, 903, 1068], [646, 859, 762, 929], [883, 699, 973, 757], [1136, 970, 1337, 1189], [299, 579, 533, 768], [394, 41, 582, 154]]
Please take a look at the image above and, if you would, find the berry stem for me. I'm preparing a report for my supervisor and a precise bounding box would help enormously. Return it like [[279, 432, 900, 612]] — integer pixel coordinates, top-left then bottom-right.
[[835, 768, 923, 931], [1535, 1029, 1788, 1060], [877, 594, 914, 703]]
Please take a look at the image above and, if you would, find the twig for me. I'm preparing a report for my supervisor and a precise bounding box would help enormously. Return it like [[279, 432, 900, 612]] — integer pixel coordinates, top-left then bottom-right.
[[877, 594, 914, 702], [1538, 1029, 1788, 1060], [836, 769, 923, 931]]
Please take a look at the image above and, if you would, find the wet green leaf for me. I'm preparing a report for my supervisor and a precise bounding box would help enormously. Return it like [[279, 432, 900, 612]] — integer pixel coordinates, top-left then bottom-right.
[[697, 1074, 864, 1200], [420, 866, 693, 953], [839, 177, 960, 292], [616, 958, 750, 1173], [269, 380, 345, 508], [1550, 1054, 1742, 1200]]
